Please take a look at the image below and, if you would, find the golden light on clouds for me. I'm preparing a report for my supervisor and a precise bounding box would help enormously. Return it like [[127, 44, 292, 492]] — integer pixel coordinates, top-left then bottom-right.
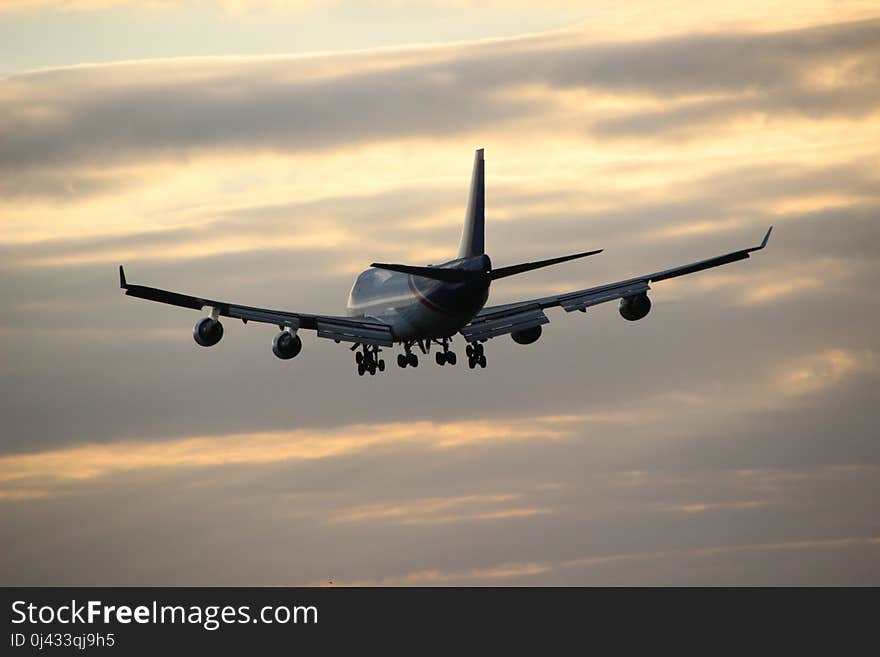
[[2, 1, 880, 587], [329, 493, 551, 525], [776, 349, 878, 397], [0, 415, 598, 488], [2, 345, 874, 501]]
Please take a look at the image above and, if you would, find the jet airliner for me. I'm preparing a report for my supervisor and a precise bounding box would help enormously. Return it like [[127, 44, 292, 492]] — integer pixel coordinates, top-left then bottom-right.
[[120, 149, 772, 375]]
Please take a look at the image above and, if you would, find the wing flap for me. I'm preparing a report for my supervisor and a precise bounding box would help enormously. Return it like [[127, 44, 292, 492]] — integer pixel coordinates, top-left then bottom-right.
[[225, 305, 304, 329], [316, 319, 394, 346], [460, 305, 549, 342]]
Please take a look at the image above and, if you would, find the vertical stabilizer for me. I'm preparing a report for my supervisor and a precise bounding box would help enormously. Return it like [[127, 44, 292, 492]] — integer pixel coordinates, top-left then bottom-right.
[[457, 148, 485, 258]]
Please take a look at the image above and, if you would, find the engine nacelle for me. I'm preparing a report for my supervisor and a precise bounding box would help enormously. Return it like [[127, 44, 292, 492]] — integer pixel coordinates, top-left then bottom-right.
[[511, 325, 543, 345], [193, 317, 224, 346], [272, 331, 303, 360], [619, 293, 651, 321]]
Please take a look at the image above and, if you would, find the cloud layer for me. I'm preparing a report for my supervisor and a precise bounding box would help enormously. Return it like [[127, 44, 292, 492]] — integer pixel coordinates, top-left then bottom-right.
[[1, 9, 879, 585]]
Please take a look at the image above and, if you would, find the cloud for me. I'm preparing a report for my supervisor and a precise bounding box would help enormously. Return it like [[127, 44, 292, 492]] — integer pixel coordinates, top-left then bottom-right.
[[325, 535, 880, 585], [2, 7, 880, 587], [0, 414, 607, 492], [0, 1, 327, 14], [1, 17, 878, 184], [329, 493, 551, 525]]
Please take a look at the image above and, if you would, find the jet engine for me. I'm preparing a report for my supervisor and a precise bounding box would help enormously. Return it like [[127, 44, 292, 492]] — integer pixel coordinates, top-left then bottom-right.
[[619, 293, 651, 321], [193, 317, 224, 346], [511, 325, 542, 345], [272, 330, 303, 360]]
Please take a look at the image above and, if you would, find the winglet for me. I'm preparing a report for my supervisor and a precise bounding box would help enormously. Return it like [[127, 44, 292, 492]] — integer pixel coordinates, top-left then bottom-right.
[[745, 226, 773, 254], [119, 265, 128, 289]]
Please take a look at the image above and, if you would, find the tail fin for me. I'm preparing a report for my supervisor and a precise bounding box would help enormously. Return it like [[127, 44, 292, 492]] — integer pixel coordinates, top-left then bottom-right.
[[457, 148, 485, 258]]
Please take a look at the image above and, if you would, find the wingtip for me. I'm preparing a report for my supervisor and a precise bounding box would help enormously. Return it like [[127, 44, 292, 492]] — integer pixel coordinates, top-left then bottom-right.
[[119, 264, 127, 289], [760, 225, 773, 249]]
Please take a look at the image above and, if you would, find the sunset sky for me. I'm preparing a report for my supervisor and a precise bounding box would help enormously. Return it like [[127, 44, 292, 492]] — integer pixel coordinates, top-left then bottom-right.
[[1, 1, 879, 585]]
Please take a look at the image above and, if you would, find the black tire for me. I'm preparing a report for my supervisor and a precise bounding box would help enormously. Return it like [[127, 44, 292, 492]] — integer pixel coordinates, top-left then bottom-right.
[[369, 363, 376, 375], [435, 351, 446, 366], [397, 354, 407, 368], [355, 352, 363, 364], [479, 355, 487, 368], [357, 363, 365, 376], [447, 352, 457, 366], [378, 359, 385, 372], [466, 344, 473, 357], [468, 357, 476, 369], [408, 353, 418, 367]]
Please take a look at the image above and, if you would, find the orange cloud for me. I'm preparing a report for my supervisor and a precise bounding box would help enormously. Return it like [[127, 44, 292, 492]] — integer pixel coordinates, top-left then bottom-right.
[[0, 415, 611, 489], [329, 493, 551, 525]]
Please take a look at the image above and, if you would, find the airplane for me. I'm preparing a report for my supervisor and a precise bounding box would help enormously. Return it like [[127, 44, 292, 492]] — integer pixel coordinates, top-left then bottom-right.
[[119, 149, 772, 375]]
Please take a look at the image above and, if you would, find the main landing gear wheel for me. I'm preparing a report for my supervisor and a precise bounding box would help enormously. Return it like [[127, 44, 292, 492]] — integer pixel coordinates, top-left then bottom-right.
[[356, 344, 384, 376], [467, 342, 486, 369], [434, 338, 456, 366], [407, 352, 419, 368], [397, 354, 407, 368]]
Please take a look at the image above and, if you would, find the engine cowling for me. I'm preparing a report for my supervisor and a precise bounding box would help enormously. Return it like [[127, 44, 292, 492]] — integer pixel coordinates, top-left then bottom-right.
[[511, 325, 542, 345], [619, 293, 651, 321], [193, 317, 224, 346], [272, 331, 303, 360]]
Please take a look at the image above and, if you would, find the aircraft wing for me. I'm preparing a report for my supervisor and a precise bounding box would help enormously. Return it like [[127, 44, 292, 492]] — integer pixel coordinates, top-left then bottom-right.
[[461, 227, 772, 343], [118, 266, 394, 346]]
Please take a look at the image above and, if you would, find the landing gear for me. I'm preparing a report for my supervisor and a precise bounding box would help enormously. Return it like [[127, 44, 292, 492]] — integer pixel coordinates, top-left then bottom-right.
[[397, 343, 419, 368], [355, 344, 384, 376], [395, 338, 459, 370], [433, 338, 457, 366], [466, 342, 486, 369]]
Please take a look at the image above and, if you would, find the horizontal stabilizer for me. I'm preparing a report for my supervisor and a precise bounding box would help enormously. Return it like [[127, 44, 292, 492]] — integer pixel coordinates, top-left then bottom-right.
[[490, 249, 603, 280], [369, 263, 482, 282]]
